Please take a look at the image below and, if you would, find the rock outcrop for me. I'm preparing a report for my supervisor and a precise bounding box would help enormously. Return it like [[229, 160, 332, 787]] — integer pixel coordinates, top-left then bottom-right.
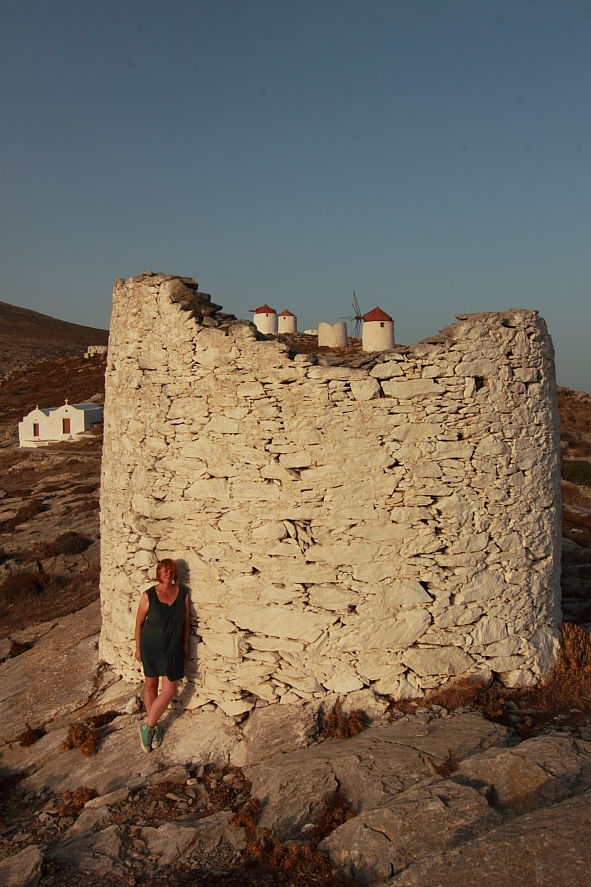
[[2, 603, 591, 887]]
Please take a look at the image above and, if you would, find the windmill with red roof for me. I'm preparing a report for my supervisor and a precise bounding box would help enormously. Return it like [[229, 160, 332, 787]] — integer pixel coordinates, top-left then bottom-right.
[[362, 305, 395, 352], [250, 304, 278, 335]]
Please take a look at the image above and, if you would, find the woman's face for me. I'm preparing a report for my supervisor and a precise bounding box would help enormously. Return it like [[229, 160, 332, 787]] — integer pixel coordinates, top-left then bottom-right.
[[158, 564, 176, 583]]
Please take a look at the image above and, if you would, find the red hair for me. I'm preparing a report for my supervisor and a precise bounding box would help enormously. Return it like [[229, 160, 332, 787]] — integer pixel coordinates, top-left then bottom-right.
[[156, 558, 177, 581]]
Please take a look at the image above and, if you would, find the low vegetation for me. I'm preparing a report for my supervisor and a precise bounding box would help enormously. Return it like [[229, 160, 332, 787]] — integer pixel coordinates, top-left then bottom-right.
[[14, 722, 47, 747], [316, 699, 367, 742], [526, 622, 591, 713], [56, 786, 97, 817], [62, 712, 118, 756], [396, 622, 591, 740], [232, 791, 362, 887], [562, 459, 591, 488]]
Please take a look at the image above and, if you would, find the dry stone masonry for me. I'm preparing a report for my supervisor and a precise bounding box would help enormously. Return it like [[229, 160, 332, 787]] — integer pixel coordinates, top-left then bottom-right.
[[99, 272, 562, 717]]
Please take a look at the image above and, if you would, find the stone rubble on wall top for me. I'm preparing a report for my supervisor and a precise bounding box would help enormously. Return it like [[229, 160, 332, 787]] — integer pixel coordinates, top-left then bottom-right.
[[99, 272, 562, 717]]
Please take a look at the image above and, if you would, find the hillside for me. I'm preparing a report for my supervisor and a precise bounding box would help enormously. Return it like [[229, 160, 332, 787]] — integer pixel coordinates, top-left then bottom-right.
[[0, 300, 108, 383]]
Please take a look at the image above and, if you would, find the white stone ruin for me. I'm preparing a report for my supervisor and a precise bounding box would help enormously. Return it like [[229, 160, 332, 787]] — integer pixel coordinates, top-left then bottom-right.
[[318, 321, 348, 348], [84, 345, 108, 358], [100, 272, 562, 718]]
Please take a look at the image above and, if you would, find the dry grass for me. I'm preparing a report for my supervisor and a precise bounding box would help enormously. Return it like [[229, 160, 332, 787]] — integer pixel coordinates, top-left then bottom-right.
[[389, 624, 591, 741], [85, 710, 118, 730], [0, 571, 45, 602], [428, 748, 459, 777], [202, 765, 252, 813], [51, 531, 92, 556], [62, 711, 118, 756], [525, 623, 591, 714], [0, 563, 100, 639], [63, 723, 100, 756], [306, 789, 357, 843], [422, 677, 507, 721], [56, 786, 97, 817], [233, 791, 362, 887], [562, 460, 591, 488], [316, 700, 367, 742], [13, 723, 46, 747]]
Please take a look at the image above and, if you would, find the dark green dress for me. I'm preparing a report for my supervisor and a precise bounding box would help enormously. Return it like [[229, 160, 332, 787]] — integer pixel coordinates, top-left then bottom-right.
[[140, 585, 188, 680]]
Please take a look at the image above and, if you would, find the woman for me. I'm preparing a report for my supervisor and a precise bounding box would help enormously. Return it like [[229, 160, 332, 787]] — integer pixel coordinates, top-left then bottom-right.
[[134, 558, 190, 752]]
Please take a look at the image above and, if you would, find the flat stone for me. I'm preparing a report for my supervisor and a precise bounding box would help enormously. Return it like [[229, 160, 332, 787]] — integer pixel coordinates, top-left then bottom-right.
[[236, 700, 321, 765], [230, 604, 334, 643], [49, 825, 123, 876], [334, 609, 431, 653], [0, 601, 101, 743], [401, 646, 474, 677], [139, 811, 246, 866], [350, 379, 382, 400], [381, 379, 442, 398], [244, 713, 509, 840], [380, 791, 591, 887], [321, 778, 501, 884], [19, 715, 177, 796], [0, 845, 43, 887], [457, 734, 591, 813]]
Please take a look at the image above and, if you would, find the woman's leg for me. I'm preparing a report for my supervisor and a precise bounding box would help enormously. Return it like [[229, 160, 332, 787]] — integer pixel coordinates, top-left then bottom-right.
[[143, 677, 159, 716], [146, 677, 178, 727]]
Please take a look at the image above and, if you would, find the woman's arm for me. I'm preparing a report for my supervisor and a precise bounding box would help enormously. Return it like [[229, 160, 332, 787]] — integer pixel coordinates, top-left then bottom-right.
[[183, 591, 191, 658], [134, 592, 150, 661]]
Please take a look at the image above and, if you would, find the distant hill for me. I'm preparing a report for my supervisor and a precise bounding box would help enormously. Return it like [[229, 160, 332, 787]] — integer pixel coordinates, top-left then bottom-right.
[[0, 300, 108, 344], [0, 300, 108, 382]]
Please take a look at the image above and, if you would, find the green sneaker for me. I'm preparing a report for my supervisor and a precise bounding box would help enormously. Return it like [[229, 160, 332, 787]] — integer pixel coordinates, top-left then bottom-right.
[[139, 723, 154, 753], [151, 724, 162, 749]]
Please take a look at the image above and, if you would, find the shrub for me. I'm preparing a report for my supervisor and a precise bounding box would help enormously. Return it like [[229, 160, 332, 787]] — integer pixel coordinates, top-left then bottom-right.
[[0, 572, 44, 603], [14, 723, 46, 747], [562, 459, 591, 488], [56, 786, 97, 816], [530, 622, 591, 714], [61, 712, 118, 757], [427, 748, 459, 777], [8, 639, 31, 658], [306, 789, 356, 843], [53, 532, 91, 555], [233, 790, 363, 887], [421, 677, 506, 721], [316, 699, 367, 742], [86, 710, 118, 730], [63, 723, 100, 756]]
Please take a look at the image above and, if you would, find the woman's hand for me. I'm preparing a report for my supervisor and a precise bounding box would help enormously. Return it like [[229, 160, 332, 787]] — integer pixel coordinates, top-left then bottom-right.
[[184, 645, 191, 660], [134, 647, 141, 661]]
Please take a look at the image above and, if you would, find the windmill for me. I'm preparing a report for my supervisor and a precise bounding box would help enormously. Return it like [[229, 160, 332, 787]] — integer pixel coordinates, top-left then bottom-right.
[[341, 290, 364, 337]]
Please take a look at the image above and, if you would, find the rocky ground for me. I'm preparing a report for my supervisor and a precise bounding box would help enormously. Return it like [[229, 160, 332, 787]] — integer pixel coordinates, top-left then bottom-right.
[[0, 431, 102, 638], [1, 603, 591, 887], [1, 311, 591, 885]]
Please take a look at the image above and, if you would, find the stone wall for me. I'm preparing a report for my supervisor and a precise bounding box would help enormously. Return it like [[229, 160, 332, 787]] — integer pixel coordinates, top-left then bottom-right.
[[99, 272, 562, 716]]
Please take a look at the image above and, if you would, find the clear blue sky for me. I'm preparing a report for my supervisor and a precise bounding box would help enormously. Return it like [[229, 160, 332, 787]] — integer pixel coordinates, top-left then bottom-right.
[[1, 0, 590, 391]]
